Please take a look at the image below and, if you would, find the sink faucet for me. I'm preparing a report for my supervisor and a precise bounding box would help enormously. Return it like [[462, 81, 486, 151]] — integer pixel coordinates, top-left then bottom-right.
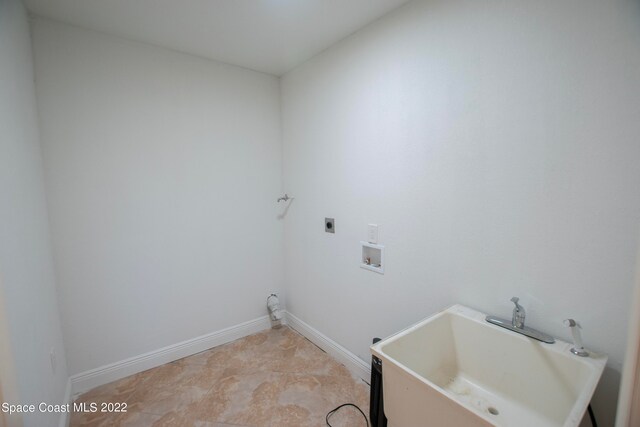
[[485, 297, 555, 343], [511, 297, 526, 329]]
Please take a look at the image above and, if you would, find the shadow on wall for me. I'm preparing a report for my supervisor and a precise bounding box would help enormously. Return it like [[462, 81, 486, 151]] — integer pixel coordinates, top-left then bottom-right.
[[592, 366, 620, 426]]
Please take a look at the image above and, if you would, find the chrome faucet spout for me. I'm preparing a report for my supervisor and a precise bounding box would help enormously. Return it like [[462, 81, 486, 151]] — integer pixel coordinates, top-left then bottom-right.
[[511, 297, 526, 329], [485, 297, 555, 344]]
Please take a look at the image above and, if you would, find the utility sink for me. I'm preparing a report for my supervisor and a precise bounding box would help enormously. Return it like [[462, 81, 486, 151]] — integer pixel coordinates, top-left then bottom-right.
[[371, 305, 606, 427]]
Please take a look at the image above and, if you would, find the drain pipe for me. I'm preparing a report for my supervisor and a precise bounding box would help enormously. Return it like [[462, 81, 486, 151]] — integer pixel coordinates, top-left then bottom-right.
[[267, 294, 283, 328]]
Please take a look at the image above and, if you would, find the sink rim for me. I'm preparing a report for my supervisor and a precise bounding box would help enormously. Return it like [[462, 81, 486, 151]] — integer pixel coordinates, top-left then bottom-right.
[[371, 304, 608, 427]]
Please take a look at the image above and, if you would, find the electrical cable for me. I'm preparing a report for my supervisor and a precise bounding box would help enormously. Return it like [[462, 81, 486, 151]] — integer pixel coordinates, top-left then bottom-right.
[[588, 404, 597, 427], [325, 403, 369, 427]]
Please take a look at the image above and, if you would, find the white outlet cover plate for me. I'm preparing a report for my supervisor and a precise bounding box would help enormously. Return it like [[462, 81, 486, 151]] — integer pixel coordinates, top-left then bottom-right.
[[367, 224, 379, 244]]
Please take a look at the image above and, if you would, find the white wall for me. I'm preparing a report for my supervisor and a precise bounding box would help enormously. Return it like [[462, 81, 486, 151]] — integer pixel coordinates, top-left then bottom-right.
[[0, 1, 69, 426], [0, 285, 21, 427], [32, 19, 283, 375], [281, 0, 640, 424]]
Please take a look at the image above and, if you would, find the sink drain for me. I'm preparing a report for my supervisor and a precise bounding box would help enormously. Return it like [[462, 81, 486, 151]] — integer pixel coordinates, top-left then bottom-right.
[[488, 407, 499, 416]]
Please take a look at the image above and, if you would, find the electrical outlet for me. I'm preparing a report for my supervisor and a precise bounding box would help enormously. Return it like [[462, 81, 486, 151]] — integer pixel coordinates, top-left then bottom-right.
[[50, 348, 57, 374], [367, 224, 379, 244]]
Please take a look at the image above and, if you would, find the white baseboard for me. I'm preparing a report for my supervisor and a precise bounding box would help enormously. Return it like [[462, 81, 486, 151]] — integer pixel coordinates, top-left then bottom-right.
[[58, 378, 71, 427], [67, 312, 369, 401], [69, 315, 272, 397], [285, 311, 371, 382]]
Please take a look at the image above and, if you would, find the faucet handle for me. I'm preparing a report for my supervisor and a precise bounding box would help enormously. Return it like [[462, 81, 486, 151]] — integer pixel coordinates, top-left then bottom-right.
[[563, 318, 580, 328], [510, 297, 525, 329]]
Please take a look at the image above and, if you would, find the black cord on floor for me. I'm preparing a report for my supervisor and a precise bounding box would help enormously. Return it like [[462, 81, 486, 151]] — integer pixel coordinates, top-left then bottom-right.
[[588, 404, 598, 427], [325, 403, 369, 427]]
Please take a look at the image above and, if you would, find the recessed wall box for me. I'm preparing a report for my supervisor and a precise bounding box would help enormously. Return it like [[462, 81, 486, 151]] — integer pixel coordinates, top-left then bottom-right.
[[361, 241, 384, 274], [325, 218, 335, 233]]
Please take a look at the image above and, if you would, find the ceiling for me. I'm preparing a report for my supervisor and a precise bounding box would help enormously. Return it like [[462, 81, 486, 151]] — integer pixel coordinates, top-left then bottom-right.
[[24, 0, 412, 75]]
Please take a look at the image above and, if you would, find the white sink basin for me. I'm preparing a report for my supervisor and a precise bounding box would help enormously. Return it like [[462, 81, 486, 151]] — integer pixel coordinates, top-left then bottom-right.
[[371, 305, 606, 427]]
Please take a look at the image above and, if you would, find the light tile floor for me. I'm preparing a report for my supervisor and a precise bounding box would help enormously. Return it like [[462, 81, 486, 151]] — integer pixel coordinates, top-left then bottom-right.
[[70, 326, 370, 426]]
